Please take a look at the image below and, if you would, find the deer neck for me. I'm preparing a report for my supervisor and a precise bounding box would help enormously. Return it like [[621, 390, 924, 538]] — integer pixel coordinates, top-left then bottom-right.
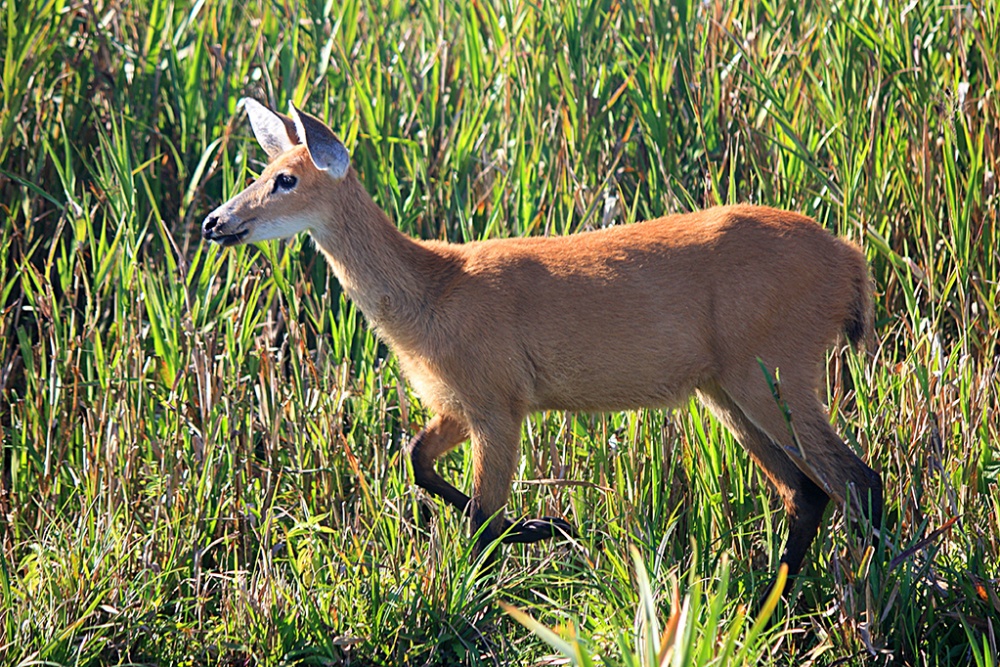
[[309, 172, 440, 346]]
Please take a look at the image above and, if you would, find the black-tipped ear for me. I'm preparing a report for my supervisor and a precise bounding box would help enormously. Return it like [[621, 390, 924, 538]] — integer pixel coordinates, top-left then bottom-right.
[[289, 104, 350, 179], [241, 98, 300, 159]]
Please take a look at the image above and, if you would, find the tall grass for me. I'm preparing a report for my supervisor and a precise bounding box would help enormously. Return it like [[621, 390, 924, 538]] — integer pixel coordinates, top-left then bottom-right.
[[1, 0, 998, 664]]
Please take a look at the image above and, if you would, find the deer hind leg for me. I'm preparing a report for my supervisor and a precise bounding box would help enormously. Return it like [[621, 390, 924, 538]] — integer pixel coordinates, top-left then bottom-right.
[[698, 382, 830, 579], [717, 365, 882, 565], [720, 368, 882, 528]]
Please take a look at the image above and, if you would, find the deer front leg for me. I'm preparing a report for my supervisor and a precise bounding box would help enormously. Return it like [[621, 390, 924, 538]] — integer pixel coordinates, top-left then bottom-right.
[[406, 414, 471, 512], [468, 415, 573, 562]]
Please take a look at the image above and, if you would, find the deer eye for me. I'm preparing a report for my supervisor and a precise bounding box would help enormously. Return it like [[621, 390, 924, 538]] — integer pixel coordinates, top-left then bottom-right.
[[273, 173, 298, 192]]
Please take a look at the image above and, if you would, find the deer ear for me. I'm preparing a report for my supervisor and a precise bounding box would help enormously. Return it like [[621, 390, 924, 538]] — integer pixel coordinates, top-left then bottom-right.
[[290, 103, 350, 179], [241, 98, 299, 159]]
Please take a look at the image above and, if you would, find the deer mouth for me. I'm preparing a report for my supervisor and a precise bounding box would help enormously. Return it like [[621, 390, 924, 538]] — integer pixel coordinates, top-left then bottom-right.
[[203, 217, 254, 246], [212, 229, 250, 246]]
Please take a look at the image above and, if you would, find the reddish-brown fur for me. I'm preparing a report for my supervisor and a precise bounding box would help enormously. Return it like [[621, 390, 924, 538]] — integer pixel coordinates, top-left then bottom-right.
[[203, 102, 882, 585]]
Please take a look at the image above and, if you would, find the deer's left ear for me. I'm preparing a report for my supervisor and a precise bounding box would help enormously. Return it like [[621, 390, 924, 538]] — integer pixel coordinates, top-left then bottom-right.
[[290, 103, 350, 180], [241, 98, 299, 159]]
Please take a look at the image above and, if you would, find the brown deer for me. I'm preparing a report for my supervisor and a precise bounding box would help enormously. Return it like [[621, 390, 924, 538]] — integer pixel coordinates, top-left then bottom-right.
[[203, 99, 882, 586]]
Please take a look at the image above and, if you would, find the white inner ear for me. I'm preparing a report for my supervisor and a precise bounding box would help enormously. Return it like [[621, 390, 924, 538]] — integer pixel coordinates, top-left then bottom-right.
[[242, 98, 295, 159], [290, 104, 350, 180]]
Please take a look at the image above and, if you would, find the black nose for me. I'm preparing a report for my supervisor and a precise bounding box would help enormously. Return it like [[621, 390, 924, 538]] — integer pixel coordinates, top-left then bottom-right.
[[202, 215, 219, 238]]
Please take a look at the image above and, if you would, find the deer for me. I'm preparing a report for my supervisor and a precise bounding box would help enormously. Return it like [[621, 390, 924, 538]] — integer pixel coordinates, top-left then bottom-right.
[[202, 98, 883, 591]]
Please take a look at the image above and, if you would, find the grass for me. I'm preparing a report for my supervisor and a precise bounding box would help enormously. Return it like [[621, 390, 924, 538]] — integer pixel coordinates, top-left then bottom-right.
[[1, 0, 998, 664]]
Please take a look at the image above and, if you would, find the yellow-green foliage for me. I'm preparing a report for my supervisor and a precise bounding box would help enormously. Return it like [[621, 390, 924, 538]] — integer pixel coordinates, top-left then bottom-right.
[[1, 0, 997, 664]]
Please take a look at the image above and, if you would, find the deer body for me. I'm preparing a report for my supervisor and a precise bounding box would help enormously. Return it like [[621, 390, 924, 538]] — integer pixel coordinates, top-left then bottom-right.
[[203, 99, 882, 583]]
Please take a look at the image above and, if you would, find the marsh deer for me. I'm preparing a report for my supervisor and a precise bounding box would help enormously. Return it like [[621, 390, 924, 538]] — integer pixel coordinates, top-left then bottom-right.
[[203, 99, 882, 587]]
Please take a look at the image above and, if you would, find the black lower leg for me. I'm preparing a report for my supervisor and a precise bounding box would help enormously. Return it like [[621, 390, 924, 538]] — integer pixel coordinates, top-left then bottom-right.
[[755, 478, 829, 608], [468, 506, 574, 563], [408, 430, 472, 513], [502, 516, 575, 543], [854, 461, 883, 531], [470, 503, 503, 566], [779, 476, 830, 580], [412, 460, 472, 513]]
